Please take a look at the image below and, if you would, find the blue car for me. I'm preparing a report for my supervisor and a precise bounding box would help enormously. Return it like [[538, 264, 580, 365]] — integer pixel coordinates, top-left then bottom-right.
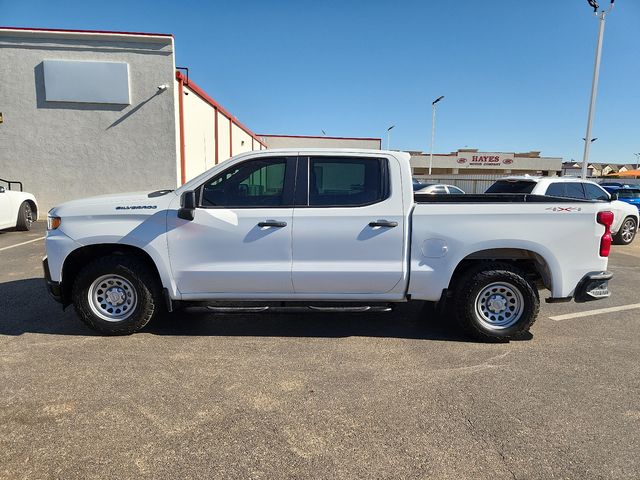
[[603, 185, 640, 211]]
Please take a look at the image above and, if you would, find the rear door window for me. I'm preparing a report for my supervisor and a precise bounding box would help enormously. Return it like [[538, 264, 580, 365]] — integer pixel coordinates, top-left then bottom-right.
[[307, 157, 389, 207], [584, 183, 610, 201], [565, 183, 586, 199], [545, 182, 586, 199]]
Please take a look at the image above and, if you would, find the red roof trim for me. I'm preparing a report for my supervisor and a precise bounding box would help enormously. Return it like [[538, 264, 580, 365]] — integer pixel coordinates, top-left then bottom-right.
[[176, 71, 266, 148], [0, 26, 173, 37], [258, 133, 382, 143]]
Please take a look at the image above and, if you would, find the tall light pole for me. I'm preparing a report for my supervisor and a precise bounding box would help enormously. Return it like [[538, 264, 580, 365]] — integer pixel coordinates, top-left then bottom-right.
[[581, 0, 615, 180], [429, 95, 445, 175], [386, 125, 395, 150], [634, 153, 640, 170]]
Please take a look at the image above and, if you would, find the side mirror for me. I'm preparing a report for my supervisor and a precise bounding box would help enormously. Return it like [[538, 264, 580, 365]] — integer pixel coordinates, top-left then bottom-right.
[[178, 190, 196, 221], [609, 192, 618, 201], [0, 186, 5, 193]]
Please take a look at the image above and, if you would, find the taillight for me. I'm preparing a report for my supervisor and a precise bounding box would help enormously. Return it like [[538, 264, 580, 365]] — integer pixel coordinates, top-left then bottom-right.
[[597, 211, 614, 257]]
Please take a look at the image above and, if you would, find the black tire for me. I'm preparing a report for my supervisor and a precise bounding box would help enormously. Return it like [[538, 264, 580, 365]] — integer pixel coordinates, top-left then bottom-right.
[[71, 255, 163, 335], [15, 201, 34, 231], [455, 263, 539, 341], [613, 216, 637, 245]]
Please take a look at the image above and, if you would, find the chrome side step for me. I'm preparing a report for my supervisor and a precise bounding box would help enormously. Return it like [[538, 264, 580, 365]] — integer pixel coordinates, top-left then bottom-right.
[[206, 306, 270, 313], [203, 304, 393, 314]]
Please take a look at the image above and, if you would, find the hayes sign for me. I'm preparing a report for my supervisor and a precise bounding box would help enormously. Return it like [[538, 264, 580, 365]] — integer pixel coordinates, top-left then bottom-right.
[[456, 153, 516, 167]]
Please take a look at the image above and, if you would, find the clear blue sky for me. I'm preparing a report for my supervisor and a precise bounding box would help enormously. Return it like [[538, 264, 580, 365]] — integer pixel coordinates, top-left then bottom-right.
[[2, 0, 639, 164]]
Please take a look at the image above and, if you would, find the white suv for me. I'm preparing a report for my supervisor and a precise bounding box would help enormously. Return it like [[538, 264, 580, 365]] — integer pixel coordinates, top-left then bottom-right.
[[486, 176, 639, 245]]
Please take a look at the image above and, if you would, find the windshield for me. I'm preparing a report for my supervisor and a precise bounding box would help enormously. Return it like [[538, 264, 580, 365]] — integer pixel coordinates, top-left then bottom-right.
[[485, 180, 536, 194]]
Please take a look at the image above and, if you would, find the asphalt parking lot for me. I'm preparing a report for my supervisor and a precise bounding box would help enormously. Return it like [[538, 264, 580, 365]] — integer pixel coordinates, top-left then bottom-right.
[[1, 222, 639, 479]]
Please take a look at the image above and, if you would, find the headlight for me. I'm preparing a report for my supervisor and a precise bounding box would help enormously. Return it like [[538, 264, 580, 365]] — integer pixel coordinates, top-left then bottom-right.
[[47, 215, 61, 230]]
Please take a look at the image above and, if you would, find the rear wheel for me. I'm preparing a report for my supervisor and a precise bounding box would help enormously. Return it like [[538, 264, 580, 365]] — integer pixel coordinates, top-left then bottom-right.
[[613, 216, 637, 245], [15, 201, 34, 231], [455, 263, 539, 341], [72, 255, 163, 335]]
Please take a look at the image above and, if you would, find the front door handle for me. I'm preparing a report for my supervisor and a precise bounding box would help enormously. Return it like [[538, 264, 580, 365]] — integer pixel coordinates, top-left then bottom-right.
[[369, 220, 398, 228], [258, 220, 287, 228]]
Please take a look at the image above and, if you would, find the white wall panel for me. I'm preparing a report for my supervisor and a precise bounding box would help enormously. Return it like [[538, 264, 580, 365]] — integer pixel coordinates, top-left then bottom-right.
[[183, 85, 216, 181], [43, 59, 130, 104]]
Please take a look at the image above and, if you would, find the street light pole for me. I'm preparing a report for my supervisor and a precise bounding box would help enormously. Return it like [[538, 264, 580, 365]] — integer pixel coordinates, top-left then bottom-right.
[[634, 153, 640, 170], [429, 95, 445, 176], [581, 0, 615, 180], [387, 125, 395, 150]]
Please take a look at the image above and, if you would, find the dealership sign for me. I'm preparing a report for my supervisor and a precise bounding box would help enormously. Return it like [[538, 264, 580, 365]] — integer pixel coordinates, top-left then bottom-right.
[[456, 153, 515, 167]]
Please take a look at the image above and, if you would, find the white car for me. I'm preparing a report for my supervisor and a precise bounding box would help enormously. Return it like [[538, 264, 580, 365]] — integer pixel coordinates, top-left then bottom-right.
[[0, 180, 38, 231], [486, 176, 639, 245], [45, 149, 614, 340], [415, 183, 466, 195]]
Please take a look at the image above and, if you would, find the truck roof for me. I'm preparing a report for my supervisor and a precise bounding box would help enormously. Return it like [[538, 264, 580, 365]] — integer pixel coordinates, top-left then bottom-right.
[[262, 148, 410, 160]]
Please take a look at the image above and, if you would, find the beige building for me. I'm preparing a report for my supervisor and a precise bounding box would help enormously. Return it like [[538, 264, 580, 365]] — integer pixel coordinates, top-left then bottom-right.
[[259, 134, 381, 150], [411, 149, 562, 176]]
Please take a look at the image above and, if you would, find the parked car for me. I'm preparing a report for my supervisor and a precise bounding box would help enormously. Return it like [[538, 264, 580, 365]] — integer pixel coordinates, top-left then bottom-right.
[[602, 186, 640, 211], [415, 183, 466, 195], [0, 178, 38, 231], [486, 176, 639, 245], [45, 150, 614, 340]]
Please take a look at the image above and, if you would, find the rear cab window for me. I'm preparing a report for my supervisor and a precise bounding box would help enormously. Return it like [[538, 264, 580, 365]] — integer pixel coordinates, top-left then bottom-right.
[[485, 180, 536, 194]]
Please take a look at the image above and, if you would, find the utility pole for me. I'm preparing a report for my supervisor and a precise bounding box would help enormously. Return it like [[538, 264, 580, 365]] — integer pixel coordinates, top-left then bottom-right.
[[581, 0, 615, 179], [386, 125, 395, 150], [429, 96, 445, 175]]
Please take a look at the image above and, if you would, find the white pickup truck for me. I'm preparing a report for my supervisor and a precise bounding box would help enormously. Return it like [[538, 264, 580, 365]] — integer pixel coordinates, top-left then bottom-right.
[[44, 149, 615, 340]]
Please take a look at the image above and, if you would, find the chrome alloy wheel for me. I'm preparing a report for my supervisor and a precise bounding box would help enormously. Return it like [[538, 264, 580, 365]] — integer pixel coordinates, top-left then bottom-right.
[[474, 281, 524, 330], [621, 218, 636, 244], [88, 274, 138, 322]]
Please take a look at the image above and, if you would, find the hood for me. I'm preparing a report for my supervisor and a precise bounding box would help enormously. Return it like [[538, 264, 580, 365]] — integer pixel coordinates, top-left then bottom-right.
[[50, 190, 177, 216], [612, 200, 640, 216]]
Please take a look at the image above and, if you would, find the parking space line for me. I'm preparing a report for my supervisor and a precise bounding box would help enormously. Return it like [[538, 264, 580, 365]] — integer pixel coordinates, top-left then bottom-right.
[[550, 303, 640, 321], [0, 236, 45, 252]]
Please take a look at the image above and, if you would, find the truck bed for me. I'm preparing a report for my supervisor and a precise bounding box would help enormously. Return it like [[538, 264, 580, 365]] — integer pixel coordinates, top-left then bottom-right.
[[414, 193, 605, 204]]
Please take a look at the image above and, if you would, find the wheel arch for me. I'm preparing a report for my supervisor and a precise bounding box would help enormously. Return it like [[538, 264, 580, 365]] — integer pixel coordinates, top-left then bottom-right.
[[448, 248, 554, 294], [61, 244, 164, 306]]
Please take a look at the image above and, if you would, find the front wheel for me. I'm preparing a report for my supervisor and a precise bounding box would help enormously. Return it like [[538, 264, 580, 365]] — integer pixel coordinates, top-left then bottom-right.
[[455, 264, 539, 341], [72, 255, 163, 335], [613, 216, 637, 245]]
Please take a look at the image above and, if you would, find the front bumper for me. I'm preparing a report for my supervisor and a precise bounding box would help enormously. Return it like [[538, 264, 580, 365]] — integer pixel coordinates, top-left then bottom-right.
[[43, 256, 63, 304], [574, 271, 613, 303]]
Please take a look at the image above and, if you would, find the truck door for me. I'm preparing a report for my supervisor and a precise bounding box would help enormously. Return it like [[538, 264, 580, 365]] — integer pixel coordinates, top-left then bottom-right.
[[291, 155, 406, 295], [166, 156, 296, 296]]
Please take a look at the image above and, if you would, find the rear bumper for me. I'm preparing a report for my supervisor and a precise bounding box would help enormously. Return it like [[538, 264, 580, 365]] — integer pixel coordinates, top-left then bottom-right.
[[43, 256, 63, 304], [574, 271, 613, 303]]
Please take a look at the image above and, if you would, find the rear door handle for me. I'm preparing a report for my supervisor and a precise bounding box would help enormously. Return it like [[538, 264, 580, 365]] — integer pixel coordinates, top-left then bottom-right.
[[369, 220, 398, 228], [258, 220, 287, 228]]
